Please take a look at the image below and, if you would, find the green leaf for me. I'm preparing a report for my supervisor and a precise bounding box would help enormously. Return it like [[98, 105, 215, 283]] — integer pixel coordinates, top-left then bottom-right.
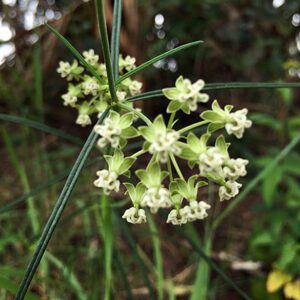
[[207, 123, 224, 133], [187, 133, 201, 150], [95, 0, 118, 101], [163, 88, 179, 100], [120, 112, 134, 128], [46, 24, 102, 82], [139, 127, 155, 142], [127, 82, 300, 103], [167, 100, 182, 113], [118, 157, 136, 174], [15, 109, 109, 299], [0, 113, 83, 146], [121, 127, 139, 138], [215, 135, 228, 153], [116, 40, 203, 85], [200, 111, 222, 122], [110, 0, 122, 79]]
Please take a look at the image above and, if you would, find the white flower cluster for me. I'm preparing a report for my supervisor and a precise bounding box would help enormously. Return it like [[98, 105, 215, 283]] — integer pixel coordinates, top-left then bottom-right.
[[57, 51, 142, 126]]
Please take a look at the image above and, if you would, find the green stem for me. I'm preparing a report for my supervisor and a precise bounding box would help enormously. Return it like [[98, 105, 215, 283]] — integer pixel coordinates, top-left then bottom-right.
[[167, 157, 173, 181], [169, 154, 184, 179], [95, 0, 118, 103], [132, 149, 146, 158], [178, 120, 209, 134], [167, 112, 176, 128], [117, 102, 152, 126]]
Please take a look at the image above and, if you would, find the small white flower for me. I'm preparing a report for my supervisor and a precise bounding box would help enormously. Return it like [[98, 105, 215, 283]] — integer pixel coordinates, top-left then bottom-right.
[[57, 60, 83, 80], [82, 76, 99, 96], [123, 55, 136, 71], [225, 109, 252, 139], [76, 114, 91, 127], [223, 158, 248, 180], [129, 80, 143, 96], [94, 117, 122, 148], [219, 181, 242, 201], [141, 187, 171, 213], [167, 208, 189, 225], [199, 147, 226, 175], [57, 61, 71, 78], [122, 207, 147, 224], [83, 49, 99, 66], [181, 201, 211, 221], [94, 169, 120, 195], [149, 130, 181, 163], [62, 93, 77, 107], [117, 91, 127, 101]]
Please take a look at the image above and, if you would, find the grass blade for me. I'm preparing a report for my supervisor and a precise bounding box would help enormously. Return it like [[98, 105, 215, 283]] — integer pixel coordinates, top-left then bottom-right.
[[116, 215, 156, 300], [1, 142, 144, 215], [127, 82, 300, 102], [110, 0, 122, 80], [0, 113, 82, 146], [177, 229, 253, 300], [15, 109, 109, 300], [45, 252, 87, 300], [115, 41, 203, 85], [147, 214, 164, 300], [46, 24, 103, 82], [212, 134, 300, 229], [95, 0, 118, 102]]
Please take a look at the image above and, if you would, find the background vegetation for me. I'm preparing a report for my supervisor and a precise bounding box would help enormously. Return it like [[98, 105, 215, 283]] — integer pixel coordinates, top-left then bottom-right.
[[0, 0, 300, 299]]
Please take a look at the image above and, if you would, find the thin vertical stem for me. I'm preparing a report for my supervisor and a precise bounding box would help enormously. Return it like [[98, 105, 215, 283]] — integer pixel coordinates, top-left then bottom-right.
[[95, 0, 118, 102], [111, 0, 122, 80]]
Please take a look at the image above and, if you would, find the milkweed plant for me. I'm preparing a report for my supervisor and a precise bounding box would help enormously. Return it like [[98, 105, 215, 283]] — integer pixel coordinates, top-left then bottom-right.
[[57, 51, 252, 225]]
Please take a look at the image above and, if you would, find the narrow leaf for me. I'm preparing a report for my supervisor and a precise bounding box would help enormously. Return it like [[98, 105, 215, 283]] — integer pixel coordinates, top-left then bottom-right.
[[111, 0, 122, 79], [0, 113, 82, 146], [116, 41, 203, 85], [15, 109, 109, 300], [46, 24, 102, 82]]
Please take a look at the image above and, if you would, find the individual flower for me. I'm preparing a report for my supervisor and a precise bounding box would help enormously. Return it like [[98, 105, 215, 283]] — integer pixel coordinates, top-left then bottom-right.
[[139, 115, 181, 163], [94, 169, 120, 194], [136, 162, 171, 212], [116, 91, 127, 101], [83, 49, 99, 66], [129, 80, 143, 95], [82, 75, 99, 96], [201, 100, 252, 138], [119, 55, 136, 72], [76, 114, 91, 127], [225, 109, 252, 139], [94, 111, 138, 148], [167, 208, 189, 225], [219, 180, 242, 201], [223, 158, 248, 180], [122, 207, 147, 224], [94, 150, 136, 195], [61, 84, 82, 107], [181, 201, 211, 221], [163, 76, 209, 114], [57, 60, 84, 80], [122, 182, 147, 224], [141, 187, 171, 213], [198, 147, 226, 175], [76, 101, 92, 127]]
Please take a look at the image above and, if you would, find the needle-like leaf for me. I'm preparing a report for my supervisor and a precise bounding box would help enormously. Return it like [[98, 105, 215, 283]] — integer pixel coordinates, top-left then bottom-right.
[[15, 109, 109, 300], [115, 41, 203, 85]]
